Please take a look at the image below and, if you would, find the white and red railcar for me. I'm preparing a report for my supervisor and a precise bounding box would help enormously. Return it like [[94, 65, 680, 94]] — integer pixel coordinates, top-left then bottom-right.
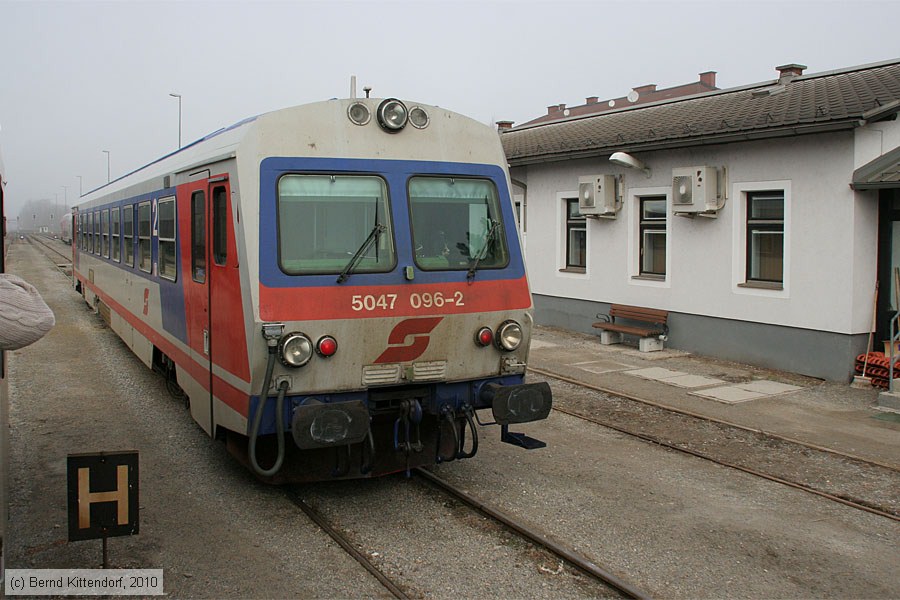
[[72, 97, 551, 481]]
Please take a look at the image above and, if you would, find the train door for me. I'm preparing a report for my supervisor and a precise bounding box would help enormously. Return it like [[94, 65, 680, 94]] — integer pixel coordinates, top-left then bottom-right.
[[206, 178, 231, 436], [185, 182, 213, 435], [184, 177, 231, 437]]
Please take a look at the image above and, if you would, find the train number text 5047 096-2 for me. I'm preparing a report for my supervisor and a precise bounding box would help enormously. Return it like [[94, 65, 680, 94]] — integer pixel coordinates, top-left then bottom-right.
[[350, 292, 465, 313]]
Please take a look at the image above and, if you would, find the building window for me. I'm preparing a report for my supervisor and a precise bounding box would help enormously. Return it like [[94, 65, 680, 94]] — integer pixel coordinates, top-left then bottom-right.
[[138, 201, 151, 273], [111, 207, 120, 262], [123, 205, 134, 267], [746, 191, 784, 284], [565, 198, 586, 270], [158, 196, 176, 281], [639, 196, 666, 277]]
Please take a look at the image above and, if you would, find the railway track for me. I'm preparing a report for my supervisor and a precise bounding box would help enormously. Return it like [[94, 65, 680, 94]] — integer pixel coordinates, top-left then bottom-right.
[[25, 234, 72, 272], [530, 366, 900, 522], [287, 473, 652, 600]]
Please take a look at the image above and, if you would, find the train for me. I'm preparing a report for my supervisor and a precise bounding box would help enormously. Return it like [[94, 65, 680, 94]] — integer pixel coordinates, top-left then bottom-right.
[[72, 96, 552, 482], [60, 212, 72, 244]]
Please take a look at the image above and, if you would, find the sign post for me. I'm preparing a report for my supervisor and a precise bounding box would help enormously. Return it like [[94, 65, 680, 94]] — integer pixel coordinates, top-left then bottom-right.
[[66, 452, 139, 568]]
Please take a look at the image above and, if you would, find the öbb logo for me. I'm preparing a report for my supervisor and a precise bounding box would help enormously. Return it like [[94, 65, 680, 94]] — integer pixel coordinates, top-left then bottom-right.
[[374, 317, 443, 364]]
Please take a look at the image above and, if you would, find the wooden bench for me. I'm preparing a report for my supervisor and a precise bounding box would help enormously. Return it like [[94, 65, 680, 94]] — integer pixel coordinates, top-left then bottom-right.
[[592, 304, 669, 352]]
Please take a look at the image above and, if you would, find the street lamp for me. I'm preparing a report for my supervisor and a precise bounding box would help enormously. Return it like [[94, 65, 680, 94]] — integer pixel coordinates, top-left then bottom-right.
[[102, 150, 110, 183], [169, 93, 182, 148]]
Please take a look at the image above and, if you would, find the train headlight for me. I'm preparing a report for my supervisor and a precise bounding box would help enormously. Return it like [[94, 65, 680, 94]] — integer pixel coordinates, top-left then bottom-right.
[[409, 106, 430, 129], [279, 332, 313, 367], [496, 321, 523, 352], [377, 98, 408, 132], [348, 102, 371, 126]]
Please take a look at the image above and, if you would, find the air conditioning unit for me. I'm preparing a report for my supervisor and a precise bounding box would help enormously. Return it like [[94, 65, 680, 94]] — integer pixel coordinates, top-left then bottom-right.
[[578, 175, 620, 218], [672, 166, 720, 214]]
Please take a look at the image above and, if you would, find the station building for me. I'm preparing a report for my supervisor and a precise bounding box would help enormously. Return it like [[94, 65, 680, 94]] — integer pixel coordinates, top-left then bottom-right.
[[499, 59, 900, 382]]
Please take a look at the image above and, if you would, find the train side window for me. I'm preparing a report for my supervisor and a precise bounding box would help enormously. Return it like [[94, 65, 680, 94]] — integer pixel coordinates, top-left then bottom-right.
[[93, 211, 100, 254], [101, 209, 110, 258], [111, 207, 121, 262], [212, 186, 227, 266], [138, 201, 151, 273], [158, 196, 177, 281], [123, 205, 134, 267], [80, 214, 87, 250], [191, 191, 206, 283]]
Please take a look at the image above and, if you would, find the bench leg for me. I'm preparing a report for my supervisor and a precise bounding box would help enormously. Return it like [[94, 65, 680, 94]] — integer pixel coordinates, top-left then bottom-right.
[[599, 331, 623, 345], [639, 337, 664, 352]]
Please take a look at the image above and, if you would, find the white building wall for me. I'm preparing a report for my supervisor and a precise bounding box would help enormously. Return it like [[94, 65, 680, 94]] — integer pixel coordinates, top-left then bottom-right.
[[513, 131, 879, 338]]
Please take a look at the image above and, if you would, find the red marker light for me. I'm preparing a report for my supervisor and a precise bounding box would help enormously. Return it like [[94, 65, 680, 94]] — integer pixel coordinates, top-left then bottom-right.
[[475, 327, 494, 347], [317, 336, 338, 357]]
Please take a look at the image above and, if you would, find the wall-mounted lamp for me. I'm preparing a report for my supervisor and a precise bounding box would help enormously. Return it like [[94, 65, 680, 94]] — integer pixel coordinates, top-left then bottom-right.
[[609, 151, 651, 178]]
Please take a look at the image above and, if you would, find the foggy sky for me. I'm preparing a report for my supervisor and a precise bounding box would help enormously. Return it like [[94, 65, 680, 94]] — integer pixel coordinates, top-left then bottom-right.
[[2, 0, 898, 221]]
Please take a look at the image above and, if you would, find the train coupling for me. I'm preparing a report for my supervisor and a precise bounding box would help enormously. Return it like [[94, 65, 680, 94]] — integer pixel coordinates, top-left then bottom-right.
[[291, 399, 370, 449], [479, 382, 552, 450]]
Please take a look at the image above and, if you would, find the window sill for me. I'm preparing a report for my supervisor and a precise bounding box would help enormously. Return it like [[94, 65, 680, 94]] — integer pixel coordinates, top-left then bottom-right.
[[632, 274, 666, 282], [559, 267, 586, 274], [738, 281, 783, 290]]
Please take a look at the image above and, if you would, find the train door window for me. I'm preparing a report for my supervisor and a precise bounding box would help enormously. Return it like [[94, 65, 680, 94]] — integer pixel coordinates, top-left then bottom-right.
[[138, 201, 151, 273], [277, 175, 394, 275], [101, 209, 110, 258], [212, 186, 227, 266], [408, 177, 509, 271], [111, 207, 121, 262], [123, 205, 134, 267], [93, 211, 100, 254], [191, 190, 206, 283], [158, 196, 177, 281]]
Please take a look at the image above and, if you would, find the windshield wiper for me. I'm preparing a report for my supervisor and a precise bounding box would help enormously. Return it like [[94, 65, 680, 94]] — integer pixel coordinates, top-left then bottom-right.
[[337, 223, 386, 284], [467, 219, 501, 282]]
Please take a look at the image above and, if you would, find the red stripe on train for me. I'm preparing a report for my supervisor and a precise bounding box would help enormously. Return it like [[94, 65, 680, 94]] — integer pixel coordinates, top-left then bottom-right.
[[259, 277, 532, 321]]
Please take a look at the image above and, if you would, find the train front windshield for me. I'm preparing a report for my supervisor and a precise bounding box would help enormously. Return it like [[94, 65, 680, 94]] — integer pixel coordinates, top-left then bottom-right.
[[278, 175, 395, 274], [408, 177, 509, 271], [276, 173, 509, 275]]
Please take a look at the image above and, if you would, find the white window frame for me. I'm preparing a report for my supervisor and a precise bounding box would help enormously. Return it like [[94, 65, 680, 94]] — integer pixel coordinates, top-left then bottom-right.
[[731, 180, 791, 297], [627, 186, 671, 288]]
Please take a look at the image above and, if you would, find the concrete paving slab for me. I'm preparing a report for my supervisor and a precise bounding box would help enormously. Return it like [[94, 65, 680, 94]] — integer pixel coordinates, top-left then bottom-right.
[[690, 386, 768, 403], [530, 339, 559, 349], [662, 374, 727, 389], [573, 359, 637, 374], [625, 367, 688, 381], [738, 380, 803, 395]]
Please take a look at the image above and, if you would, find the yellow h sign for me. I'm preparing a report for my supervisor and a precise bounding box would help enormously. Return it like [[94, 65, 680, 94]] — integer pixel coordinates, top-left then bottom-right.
[[77, 465, 129, 529]]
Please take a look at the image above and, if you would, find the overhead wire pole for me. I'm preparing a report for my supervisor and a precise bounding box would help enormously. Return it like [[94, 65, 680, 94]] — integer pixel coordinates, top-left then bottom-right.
[[102, 150, 110, 183], [169, 93, 182, 148]]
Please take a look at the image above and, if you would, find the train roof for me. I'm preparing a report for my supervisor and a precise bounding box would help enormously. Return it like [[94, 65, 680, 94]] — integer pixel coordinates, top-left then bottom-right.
[[78, 98, 504, 206]]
